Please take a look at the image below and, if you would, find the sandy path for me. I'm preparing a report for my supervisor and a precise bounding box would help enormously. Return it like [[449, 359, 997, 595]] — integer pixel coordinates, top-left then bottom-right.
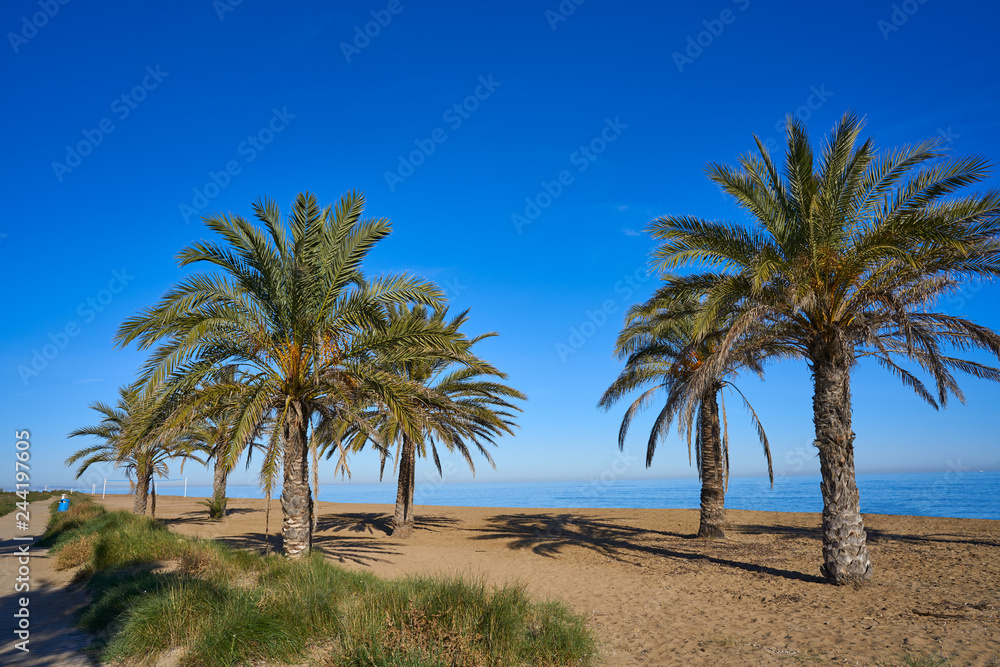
[[0, 498, 101, 666]]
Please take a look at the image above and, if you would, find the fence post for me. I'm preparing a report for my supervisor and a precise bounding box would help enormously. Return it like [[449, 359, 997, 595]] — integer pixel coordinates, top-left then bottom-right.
[[103, 478, 107, 499]]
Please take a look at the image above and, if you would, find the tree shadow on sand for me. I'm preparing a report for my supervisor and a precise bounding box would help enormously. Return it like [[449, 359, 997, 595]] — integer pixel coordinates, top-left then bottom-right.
[[736, 523, 1000, 549], [472, 513, 826, 584], [865, 527, 1000, 549], [213, 531, 402, 566], [209, 512, 460, 566], [161, 507, 258, 526], [316, 512, 460, 537]]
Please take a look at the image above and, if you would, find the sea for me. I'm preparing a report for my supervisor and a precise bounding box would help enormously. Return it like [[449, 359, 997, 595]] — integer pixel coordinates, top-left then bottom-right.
[[108, 471, 1000, 520]]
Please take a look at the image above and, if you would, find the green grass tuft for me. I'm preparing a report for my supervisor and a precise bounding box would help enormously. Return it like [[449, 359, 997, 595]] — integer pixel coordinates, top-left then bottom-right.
[[199, 494, 228, 520], [44, 496, 596, 666]]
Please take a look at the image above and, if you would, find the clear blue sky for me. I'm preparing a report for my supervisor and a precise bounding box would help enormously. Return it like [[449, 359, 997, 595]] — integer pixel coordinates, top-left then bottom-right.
[[3, 0, 999, 492]]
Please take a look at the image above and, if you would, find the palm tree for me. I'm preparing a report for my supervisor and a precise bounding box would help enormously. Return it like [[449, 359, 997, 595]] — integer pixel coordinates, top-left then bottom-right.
[[389, 307, 524, 537], [114, 191, 463, 558], [649, 112, 1000, 583], [599, 289, 778, 538], [67, 384, 197, 516], [173, 367, 267, 519]]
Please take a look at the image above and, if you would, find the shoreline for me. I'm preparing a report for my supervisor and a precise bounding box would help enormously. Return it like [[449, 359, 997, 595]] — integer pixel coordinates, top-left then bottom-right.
[[60, 470, 1000, 521], [85, 494, 1000, 665]]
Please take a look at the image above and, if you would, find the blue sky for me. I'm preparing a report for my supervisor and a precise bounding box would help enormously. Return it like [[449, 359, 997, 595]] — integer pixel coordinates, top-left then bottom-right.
[[3, 0, 999, 492]]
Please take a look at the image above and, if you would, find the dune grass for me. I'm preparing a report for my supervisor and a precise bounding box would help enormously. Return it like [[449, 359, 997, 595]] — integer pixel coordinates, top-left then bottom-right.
[[44, 496, 595, 666]]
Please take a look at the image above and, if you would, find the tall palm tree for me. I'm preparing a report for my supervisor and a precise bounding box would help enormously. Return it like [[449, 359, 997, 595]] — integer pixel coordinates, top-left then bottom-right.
[[67, 384, 197, 516], [599, 289, 779, 538], [332, 305, 525, 537], [649, 112, 1000, 583], [115, 191, 462, 558]]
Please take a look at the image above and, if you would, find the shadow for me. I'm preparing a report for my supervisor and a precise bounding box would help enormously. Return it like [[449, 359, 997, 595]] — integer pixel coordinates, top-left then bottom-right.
[[737, 523, 1000, 549], [161, 507, 258, 527], [472, 513, 826, 585], [214, 529, 404, 566], [312, 535, 403, 566], [214, 531, 282, 555], [865, 528, 1000, 549], [317, 512, 392, 535], [733, 523, 822, 539], [315, 512, 460, 537], [0, 541, 100, 665]]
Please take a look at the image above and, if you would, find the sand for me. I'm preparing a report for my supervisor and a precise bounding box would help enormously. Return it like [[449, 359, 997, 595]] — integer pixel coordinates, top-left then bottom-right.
[[0, 499, 98, 666], [31, 494, 1000, 665]]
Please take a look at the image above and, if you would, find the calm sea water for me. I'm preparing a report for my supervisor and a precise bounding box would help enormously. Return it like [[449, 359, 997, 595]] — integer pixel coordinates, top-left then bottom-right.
[[134, 471, 1000, 520]]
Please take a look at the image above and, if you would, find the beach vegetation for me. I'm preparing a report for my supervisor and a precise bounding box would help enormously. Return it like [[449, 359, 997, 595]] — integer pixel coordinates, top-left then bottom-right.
[[44, 496, 596, 666]]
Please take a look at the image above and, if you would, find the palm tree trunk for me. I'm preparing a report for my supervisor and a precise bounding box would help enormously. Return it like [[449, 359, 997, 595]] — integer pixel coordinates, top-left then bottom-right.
[[811, 343, 873, 584], [150, 479, 156, 518], [698, 391, 726, 539], [392, 435, 417, 537], [133, 472, 150, 515], [212, 458, 228, 517], [280, 403, 312, 559], [311, 437, 319, 533]]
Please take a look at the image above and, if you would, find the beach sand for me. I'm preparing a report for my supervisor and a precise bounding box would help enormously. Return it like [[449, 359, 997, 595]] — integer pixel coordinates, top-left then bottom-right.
[[79, 495, 1000, 664]]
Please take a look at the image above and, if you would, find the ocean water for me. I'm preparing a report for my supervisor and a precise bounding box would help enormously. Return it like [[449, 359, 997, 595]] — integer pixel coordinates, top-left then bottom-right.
[[132, 471, 1000, 520]]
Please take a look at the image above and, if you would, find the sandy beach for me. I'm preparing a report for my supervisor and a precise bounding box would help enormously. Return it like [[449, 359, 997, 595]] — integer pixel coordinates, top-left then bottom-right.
[[65, 494, 996, 666]]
